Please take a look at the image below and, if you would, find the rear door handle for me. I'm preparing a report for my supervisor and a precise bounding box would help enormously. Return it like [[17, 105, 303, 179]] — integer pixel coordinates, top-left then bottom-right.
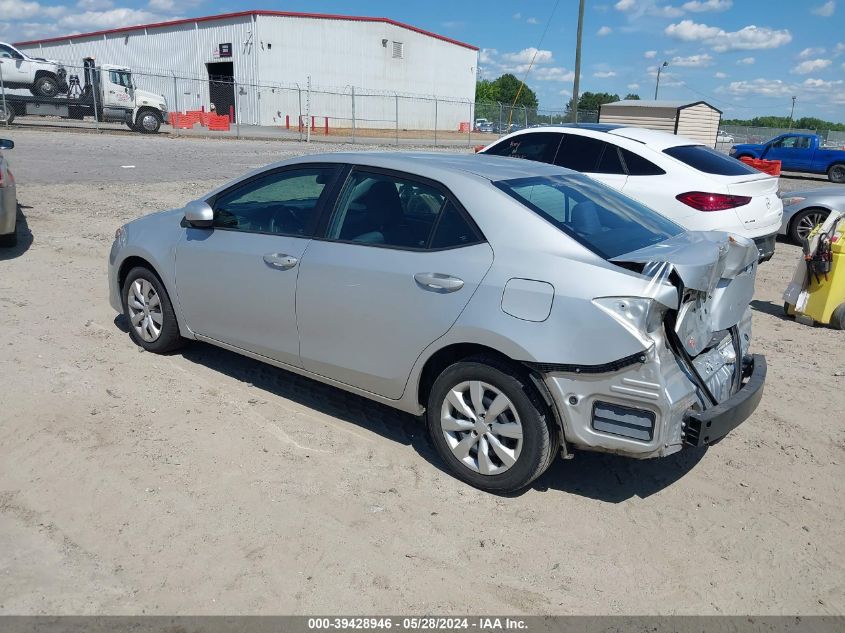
[[414, 272, 464, 293], [263, 253, 298, 270]]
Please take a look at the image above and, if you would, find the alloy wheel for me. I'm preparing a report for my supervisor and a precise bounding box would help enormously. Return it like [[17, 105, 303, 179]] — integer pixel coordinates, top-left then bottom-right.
[[796, 211, 827, 241], [439, 380, 523, 475], [126, 279, 163, 342]]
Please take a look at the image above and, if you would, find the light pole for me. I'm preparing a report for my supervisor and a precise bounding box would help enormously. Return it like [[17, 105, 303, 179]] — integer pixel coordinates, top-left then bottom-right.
[[571, 0, 585, 123], [654, 61, 669, 100], [788, 96, 796, 129]]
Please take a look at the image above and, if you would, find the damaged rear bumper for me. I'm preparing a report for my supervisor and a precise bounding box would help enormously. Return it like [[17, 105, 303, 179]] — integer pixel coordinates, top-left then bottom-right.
[[682, 354, 766, 447]]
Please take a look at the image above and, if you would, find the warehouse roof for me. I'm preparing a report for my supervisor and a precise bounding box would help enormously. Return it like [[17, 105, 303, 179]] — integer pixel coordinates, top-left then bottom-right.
[[14, 10, 479, 51]]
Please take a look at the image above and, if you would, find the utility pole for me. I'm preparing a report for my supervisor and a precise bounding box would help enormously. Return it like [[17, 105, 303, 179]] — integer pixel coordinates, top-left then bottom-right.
[[571, 0, 585, 123], [654, 61, 669, 100], [788, 96, 796, 129]]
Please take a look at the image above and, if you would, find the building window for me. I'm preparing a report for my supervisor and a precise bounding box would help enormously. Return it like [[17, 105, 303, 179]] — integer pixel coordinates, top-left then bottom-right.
[[392, 41, 404, 59]]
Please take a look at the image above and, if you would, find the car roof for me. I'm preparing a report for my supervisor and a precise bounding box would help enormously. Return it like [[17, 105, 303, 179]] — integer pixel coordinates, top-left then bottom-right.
[[283, 151, 575, 182], [503, 124, 701, 151]]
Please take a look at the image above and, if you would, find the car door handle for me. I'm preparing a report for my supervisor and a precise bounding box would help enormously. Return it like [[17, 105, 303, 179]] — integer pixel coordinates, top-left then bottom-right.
[[414, 272, 464, 293], [263, 253, 298, 270]]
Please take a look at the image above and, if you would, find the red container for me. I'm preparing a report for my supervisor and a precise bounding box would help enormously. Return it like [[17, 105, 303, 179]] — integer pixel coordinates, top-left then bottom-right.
[[739, 156, 781, 177]]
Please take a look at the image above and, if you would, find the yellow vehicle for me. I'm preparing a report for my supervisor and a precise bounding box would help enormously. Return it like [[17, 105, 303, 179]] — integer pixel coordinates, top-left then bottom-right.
[[784, 215, 845, 329]]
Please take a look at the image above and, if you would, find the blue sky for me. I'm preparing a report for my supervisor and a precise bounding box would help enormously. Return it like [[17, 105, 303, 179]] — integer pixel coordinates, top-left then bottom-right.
[[3, 0, 844, 121]]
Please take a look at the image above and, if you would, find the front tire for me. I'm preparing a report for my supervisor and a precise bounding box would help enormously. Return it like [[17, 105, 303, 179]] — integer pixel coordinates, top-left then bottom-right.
[[32, 76, 60, 98], [831, 304, 845, 331], [135, 109, 161, 134], [0, 102, 14, 125], [828, 164, 845, 184], [789, 207, 829, 244], [426, 357, 559, 493], [121, 267, 183, 353]]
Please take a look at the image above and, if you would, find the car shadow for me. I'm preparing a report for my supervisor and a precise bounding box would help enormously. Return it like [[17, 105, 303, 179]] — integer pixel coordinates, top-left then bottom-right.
[[750, 299, 792, 322], [107, 328, 707, 501], [0, 204, 33, 261], [529, 444, 707, 502]]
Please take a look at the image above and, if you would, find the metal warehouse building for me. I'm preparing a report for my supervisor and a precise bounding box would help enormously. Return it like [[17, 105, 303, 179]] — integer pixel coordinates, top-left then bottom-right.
[[598, 99, 722, 147], [14, 11, 479, 129]]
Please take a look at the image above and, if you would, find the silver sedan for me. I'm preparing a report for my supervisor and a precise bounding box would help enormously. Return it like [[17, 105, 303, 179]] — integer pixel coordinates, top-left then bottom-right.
[[0, 138, 16, 247], [108, 152, 766, 493], [779, 187, 845, 243]]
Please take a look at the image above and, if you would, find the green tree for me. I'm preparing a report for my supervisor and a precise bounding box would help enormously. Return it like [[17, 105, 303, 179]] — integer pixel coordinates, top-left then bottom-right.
[[475, 79, 499, 103], [491, 73, 539, 108], [624, 93, 641, 100]]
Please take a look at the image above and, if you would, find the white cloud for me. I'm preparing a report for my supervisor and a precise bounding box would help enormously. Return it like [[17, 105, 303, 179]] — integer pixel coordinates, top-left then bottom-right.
[[721, 78, 792, 97], [736, 56, 755, 65], [714, 71, 727, 78], [682, 0, 732, 11], [615, 0, 636, 9], [147, 0, 174, 11], [792, 58, 832, 74], [836, 42, 845, 55], [811, 1, 836, 16], [594, 70, 617, 78], [665, 19, 792, 52], [644, 50, 657, 58], [526, 16, 540, 24], [77, 0, 112, 9], [512, 12, 522, 19], [501, 48, 554, 64], [58, 7, 166, 29], [532, 67, 576, 81], [0, 0, 64, 20], [798, 47, 826, 59], [479, 48, 497, 65], [597, 25, 612, 36], [628, 83, 640, 89], [670, 53, 714, 66]]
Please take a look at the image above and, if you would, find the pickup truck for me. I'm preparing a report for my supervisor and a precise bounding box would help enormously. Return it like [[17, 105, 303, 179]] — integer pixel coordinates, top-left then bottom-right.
[[730, 133, 845, 183], [0, 41, 67, 97]]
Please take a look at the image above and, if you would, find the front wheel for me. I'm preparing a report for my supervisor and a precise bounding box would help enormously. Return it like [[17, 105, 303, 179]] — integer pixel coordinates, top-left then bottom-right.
[[831, 304, 845, 331], [135, 109, 161, 134], [32, 76, 60, 98], [828, 164, 845, 184], [121, 267, 183, 353], [789, 207, 829, 244], [0, 102, 14, 125], [426, 357, 559, 493]]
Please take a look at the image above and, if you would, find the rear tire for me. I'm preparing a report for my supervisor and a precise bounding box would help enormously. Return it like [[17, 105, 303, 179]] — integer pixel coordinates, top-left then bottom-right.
[[789, 208, 829, 244], [121, 267, 183, 353], [32, 76, 60, 98], [0, 102, 14, 125], [828, 164, 845, 184], [426, 356, 559, 494], [831, 304, 845, 331]]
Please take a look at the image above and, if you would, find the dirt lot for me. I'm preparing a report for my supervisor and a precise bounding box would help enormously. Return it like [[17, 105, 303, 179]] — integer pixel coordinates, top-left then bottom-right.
[[0, 130, 843, 615]]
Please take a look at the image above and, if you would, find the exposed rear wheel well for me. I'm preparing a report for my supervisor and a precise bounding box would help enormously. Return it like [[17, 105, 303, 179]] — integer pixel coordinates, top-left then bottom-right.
[[416, 343, 553, 410], [34, 70, 57, 81]]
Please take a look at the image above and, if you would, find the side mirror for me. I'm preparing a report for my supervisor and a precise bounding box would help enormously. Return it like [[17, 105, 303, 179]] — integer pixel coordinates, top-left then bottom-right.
[[0, 139, 14, 150], [184, 200, 213, 228]]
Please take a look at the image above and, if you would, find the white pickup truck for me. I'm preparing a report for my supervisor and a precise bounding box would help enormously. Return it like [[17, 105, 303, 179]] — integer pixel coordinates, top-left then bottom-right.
[[0, 42, 68, 97]]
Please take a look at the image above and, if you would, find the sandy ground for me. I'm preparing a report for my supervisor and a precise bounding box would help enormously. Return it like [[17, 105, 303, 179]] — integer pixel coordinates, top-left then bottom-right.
[[0, 130, 843, 615]]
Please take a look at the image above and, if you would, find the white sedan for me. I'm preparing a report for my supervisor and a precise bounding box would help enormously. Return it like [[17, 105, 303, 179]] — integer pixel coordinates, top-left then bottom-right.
[[480, 124, 783, 261]]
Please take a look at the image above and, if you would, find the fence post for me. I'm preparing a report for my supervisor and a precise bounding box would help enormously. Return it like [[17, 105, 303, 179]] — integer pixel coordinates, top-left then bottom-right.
[[234, 80, 240, 138], [90, 64, 102, 134], [305, 75, 311, 143], [498, 102, 503, 136], [434, 98, 438, 146], [395, 93, 399, 146], [523, 106, 528, 128], [296, 83, 302, 142], [467, 101, 472, 146], [0, 62, 8, 129], [351, 86, 356, 144], [171, 72, 178, 136]]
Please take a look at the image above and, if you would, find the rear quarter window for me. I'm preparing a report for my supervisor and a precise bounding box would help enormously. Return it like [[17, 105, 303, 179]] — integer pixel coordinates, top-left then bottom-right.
[[663, 145, 758, 176], [483, 133, 562, 163]]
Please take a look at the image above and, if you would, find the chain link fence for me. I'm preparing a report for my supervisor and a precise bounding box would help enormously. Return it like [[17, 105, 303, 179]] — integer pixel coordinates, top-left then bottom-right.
[[721, 125, 845, 148], [0, 62, 599, 145]]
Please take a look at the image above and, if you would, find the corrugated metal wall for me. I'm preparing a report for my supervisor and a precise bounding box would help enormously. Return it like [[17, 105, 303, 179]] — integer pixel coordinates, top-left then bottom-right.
[[598, 105, 677, 133], [17, 14, 478, 129], [676, 103, 720, 147]]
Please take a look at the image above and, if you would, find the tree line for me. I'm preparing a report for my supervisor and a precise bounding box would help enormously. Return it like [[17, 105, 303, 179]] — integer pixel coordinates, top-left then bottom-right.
[[722, 116, 845, 131]]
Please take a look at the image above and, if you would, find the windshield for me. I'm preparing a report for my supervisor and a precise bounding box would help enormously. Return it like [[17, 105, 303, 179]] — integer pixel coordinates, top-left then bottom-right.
[[495, 174, 683, 260]]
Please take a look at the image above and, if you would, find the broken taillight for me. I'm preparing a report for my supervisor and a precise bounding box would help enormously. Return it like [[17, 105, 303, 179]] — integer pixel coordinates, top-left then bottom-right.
[[676, 191, 752, 212]]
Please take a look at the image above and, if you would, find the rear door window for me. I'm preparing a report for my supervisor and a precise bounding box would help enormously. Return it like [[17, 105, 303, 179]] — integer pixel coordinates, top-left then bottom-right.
[[483, 133, 562, 163], [663, 145, 757, 176], [554, 134, 606, 172], [619, 148, 666, 176]]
